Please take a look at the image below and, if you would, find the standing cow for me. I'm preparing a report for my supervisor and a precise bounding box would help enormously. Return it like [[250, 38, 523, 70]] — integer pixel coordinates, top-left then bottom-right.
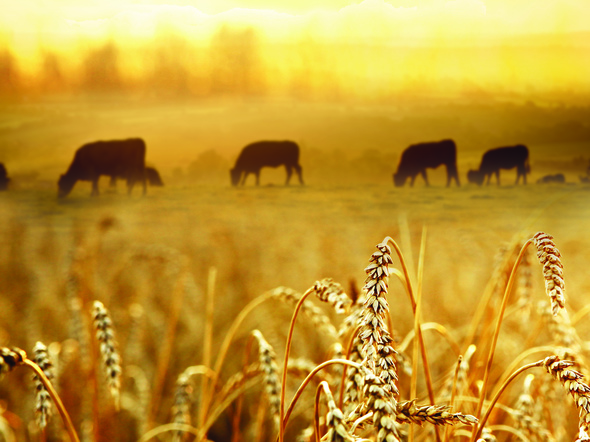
[[58, 138, 147, 198], [230, 140, 304, 186], [0, 163, 10, 190], [467, 145, 529, 186], [393, 139, 460, 187]]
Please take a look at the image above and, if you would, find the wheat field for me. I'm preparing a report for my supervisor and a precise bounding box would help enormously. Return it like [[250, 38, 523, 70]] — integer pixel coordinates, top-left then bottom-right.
[[1, 98, 590, 442]]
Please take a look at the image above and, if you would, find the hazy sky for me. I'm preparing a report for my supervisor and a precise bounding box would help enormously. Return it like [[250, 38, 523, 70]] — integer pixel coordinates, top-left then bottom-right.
[[4, 0, 590, 35], [2, 0, 589, 99]]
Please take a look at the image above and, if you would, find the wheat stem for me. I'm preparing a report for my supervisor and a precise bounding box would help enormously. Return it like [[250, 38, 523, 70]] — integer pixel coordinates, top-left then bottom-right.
[[280, 359, 363, 441], [199, 267, 217, 430], [474, 359, 544, 440], [383, 236, 437, 409], [444, 355, 464, 442], [207, 290, 275, 414], [470, 238, 533, 442], [278, 285, 315, 442], [19, 357, 80, 442]]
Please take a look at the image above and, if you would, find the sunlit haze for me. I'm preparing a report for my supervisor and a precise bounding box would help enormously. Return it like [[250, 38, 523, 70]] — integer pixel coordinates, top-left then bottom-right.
[[2, 0, 590, 100]]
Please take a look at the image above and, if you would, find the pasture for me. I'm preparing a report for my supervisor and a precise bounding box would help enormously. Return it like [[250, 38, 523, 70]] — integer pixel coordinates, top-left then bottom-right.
[[1, 97, 590, 441]]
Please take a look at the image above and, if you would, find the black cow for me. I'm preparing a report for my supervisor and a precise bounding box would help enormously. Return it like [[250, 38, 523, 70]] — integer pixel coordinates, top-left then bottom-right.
[[58, 138, 147, 198], [109, 166, 163, 188], [0, 163, 9, 190], [230, 140, 304, 186], [467, 145, 529, 186], [393, 139, 460, 187], [537, 173, 565, 184]]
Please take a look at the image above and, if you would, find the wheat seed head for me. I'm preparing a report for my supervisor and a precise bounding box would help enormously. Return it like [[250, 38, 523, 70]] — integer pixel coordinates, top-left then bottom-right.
[[92, 300, 122, 405], [32, 341, 54, 428], [252, 329, 281, 427], [314, 278, 352, 314], [532, 232, 565, 316]]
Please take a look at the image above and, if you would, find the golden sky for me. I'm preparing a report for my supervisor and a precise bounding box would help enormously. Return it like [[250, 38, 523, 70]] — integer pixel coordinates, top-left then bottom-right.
[[6, 0, 590, 44], [2, 0, 590, 99]]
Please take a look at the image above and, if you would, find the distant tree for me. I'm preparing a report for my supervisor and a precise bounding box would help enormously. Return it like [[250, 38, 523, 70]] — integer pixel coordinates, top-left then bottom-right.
[[209, 25, 265, 95], [148, 33, 191, 97], [0, 47, 20, 97], [81, 41, 122, 91], [39, 50, 67, 93]]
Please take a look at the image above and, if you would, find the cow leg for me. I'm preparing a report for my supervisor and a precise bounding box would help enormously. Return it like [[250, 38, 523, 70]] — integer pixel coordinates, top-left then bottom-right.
[[285, 165, 293, 185], [240, 172, 248, 186], [109, 176, 117, 188], [496, 171, 501, 185], [421, 170, 429, 186], [255, 171, 260, 186], [410, 175, 416, 187], [141, 168, 147, 195], [448, 165, 460, 186], [294, 164, 304, 185], [517, 166, 526, 184]]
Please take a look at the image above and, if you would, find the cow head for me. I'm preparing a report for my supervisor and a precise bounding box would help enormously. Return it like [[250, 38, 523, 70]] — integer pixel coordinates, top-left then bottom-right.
[[58, 174, 76, 198], [393, 172, 406, 187], [467, 169, 484, 186], [230, 167, 241, 186]]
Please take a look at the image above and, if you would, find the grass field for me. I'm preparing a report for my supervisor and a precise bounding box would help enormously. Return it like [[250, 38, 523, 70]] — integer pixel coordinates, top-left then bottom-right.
[[1, 97, 590, 441]]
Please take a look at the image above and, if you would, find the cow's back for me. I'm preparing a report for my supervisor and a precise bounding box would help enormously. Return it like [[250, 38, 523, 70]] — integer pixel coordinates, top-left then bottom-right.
[[481, 145, 528, 171], [236, 141, 299, 169], [72, 139, 146, 177], [399, 139, 456, 170]]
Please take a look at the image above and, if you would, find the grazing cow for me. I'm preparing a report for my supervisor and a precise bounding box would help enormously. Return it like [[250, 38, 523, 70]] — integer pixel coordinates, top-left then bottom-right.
[[467, 145, 530, 186], [393, 139, 460, 187], [109, 166, 163, 188], [230, 140, 304, 186], [537, 173, 565, 184], [0, 163, 9, 190], [58, 138, 147, 198]]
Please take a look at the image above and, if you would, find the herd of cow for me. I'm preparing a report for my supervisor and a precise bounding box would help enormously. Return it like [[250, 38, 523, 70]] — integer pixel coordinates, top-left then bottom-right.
[[0, 138, 576, 197]]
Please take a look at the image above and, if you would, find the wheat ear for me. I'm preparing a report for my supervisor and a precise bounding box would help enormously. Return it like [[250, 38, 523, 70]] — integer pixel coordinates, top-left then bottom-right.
[[532, 232, 566, 315], [32, 341, 54, 429], [92, 300, 122, 409], [314, 381, 353, 442], [252, 329, 281, 428], [472, 232, 566, 440], [0, 347, 80, 442]]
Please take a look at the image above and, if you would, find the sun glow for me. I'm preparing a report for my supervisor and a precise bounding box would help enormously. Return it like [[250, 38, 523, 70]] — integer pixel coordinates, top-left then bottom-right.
[[2, 0, 590, 100]]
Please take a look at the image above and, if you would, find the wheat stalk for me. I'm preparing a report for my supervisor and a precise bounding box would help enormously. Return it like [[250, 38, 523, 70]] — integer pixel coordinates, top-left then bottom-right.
[[0, 347, 80, 442]]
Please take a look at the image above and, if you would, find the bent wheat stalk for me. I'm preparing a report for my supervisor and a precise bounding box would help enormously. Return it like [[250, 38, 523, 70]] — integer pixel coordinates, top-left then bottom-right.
[[281, 359, 363, 440], [279, 285, 315, 442], [471, 231, 566, 442], [0, 348, 80, 442]]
